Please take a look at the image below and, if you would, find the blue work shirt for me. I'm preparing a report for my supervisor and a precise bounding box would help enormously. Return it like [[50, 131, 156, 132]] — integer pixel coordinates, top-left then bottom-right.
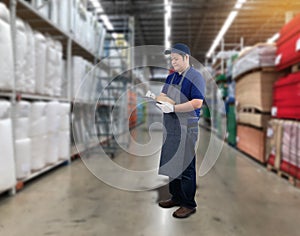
[[162, 67, 206, 118]]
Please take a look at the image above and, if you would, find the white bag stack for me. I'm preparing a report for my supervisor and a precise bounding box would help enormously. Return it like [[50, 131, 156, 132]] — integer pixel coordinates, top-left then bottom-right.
[[14, 101, 32, 179], [50, 0, 59, 25], [61, 59, 69, 99], [30, 102, 47, 170], [0, 101, 16, 192], [44, 37, 57, 96], [59, 103, 70, 160], [53, 40, 63, 97], [0, 3, 14, 91], [72, 56, 87, 100], [58, 0, 70, 32], [45, 101, 60, 164], [15, 18, 28, 92], [34, 31, 47, 94], [35, 0, 49, 19], [44, 38, 63, 96], [24, 23, 36, 93], [82, 61, 94, 101]]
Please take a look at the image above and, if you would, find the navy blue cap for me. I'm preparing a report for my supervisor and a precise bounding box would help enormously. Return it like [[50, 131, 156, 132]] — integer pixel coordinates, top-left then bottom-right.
[[164, 43, 191, 55]]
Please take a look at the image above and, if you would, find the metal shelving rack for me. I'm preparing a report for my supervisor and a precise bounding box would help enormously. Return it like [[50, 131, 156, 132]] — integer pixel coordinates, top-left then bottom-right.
[[1, 0, 131, 193], [95, 19, 135, 157]]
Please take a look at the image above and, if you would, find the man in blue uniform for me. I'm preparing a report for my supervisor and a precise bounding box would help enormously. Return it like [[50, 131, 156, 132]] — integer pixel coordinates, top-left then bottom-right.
[[156, 43, 205, 218]]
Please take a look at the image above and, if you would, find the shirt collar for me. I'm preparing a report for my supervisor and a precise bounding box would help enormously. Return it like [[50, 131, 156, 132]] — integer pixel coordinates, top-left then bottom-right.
[[177, 66, 190, 76]]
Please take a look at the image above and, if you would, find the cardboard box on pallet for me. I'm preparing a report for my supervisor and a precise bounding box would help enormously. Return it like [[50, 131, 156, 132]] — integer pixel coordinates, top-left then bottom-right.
[[237, 124, 266, 163], [236, 70, 280, 112]]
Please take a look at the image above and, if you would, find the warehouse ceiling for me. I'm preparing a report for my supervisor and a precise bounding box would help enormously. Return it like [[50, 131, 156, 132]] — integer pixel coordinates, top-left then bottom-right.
[[93, 0, 300, 64]]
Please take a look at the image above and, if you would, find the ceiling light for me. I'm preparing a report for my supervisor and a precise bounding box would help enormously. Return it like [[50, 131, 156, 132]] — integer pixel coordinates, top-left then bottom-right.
[[206, 0, 247, 58], [206, 11, 238, 58], [164, 0, 172, 49], [235, 0, 247, 9]]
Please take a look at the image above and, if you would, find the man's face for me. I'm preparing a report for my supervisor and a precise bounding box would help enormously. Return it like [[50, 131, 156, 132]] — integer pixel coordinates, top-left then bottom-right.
[[170, 53, 188, 72]]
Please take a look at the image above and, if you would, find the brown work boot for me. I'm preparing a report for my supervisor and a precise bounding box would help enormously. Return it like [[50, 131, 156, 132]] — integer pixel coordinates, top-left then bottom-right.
[[158, 199, 180, 208], [172, 207, 196, 218]]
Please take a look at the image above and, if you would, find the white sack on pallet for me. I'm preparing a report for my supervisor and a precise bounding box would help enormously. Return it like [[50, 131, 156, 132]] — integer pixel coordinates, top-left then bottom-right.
[[24, 23, 36, 93], [50, 0, 59, 25], [30, 102, 46, 121], [44, 37, 57, 96], [60, 115, 70, 131], [15, 101, 31, 118], [0, 3, 14, 90], [15, 118, 30, 140], [35, 0, 49, 19], [15, 18, 28, 92], [58, 0, 69, 32], [70, 0, 78, 34], [61, 60, 69, 99], [34, 31, 47, 94], [30, 102, 47, 136], [15, 138, 31, 179], [31, 135, 47, 171], [0, 101, 10, 119], [59, 131, 70, 160], [45, 101, 60, 133], [72, 56, 85, 99], [30, 117, 47, 137], [0, 119, 16, 191], [53, 40, 63, 97], [45, 133, 59, 164], [60, 103, 71, 116]]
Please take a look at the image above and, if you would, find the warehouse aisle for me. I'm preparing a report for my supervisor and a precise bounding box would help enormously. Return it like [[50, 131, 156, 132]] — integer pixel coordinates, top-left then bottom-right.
[[0, 126, 300, 236]]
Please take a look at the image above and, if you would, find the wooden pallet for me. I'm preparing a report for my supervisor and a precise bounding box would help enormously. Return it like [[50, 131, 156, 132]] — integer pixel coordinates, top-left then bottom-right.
[[16, 159, 70, 192], [234, 66, 275, 81], [267, 164, 300, 188]]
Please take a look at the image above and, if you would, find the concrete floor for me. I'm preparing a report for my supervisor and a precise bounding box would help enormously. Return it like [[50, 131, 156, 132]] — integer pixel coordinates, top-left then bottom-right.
[[0, 126, 300, 236]]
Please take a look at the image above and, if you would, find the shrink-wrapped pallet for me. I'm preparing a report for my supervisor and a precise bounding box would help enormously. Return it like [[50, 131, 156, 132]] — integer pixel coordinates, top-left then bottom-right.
[[35, 0, 49, 19], [15, 139, 31, 179], [15, 118, 30, 140], [45, 37, 57, 96], [0, 3, 14, 90], [34, 31, 47, 94], [24, 23, 36, 93], [232, 43, 277, 80], [53, 40, 63, 96], [58, 0, 70, 32], [15, 18, 28, 92], [15, 101, 31, 118], [31, 135, 47, 170], [46, 133, 59, 164], [0, 101, 10, 119], [0, 119, 16, 191], [265, 119, 284, 169], [59, 131, 70, 160], [282, 121, 300, 168], [50, 0, 59, 25], [45, 101, 60, 133], [60, 103, 70, 130], [30, 102, 47, 137]]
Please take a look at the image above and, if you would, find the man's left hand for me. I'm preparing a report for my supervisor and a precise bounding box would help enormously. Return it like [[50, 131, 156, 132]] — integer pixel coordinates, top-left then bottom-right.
[[156, 101, 174, 113]]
